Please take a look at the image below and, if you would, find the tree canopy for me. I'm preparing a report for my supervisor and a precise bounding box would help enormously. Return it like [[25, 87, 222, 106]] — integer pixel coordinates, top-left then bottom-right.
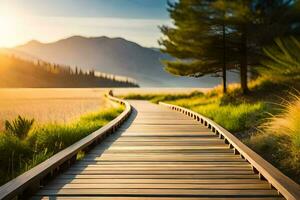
[[160, 0, 300, 94]]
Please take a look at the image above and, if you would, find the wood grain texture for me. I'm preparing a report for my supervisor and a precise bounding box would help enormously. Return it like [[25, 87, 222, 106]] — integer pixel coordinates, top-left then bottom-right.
[[0, 91, 131, 200], [160, 101, 300, 200], [33, 100, 284, 200]]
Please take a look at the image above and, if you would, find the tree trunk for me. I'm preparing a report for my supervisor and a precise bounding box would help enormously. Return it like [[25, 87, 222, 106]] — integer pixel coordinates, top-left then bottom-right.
[[222, 23, 227, 94], [240, 28, 249, 94]]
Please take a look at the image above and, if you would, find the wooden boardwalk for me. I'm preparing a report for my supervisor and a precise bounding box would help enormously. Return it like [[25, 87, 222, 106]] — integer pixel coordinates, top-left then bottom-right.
[[33, 100, 284, 199]]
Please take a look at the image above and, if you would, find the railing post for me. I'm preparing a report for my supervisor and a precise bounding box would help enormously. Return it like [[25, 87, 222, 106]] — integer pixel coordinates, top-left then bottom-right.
[[159, 101, 300, 200], [0, 90, 132, 200]]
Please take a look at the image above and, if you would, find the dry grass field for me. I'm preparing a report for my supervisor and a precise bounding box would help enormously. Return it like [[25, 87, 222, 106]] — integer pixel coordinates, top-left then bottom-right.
[[0, 88, 209, 131], [0, 88, 110, 130], [113, 88, 210, 96]]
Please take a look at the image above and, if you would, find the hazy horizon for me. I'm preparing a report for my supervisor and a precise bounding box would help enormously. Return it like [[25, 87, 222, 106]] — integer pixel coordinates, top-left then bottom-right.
[[8, 35, 161, 49], [0, 0, 171, 48]]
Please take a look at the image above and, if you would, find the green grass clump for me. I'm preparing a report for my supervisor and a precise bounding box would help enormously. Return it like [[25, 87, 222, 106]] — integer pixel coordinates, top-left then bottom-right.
[[121, 91, 203, 104], [5, 116, 34, 140], [126, 88, 268, 134], [0, 134, 32, 183], [122, 82, 300, 183], [121, 76, 300, 183], [194, 102, 267, 133], [121, 93, 158, 100], [0, 105, 123, 185], [163, 95, 269, 133], [28, 107, 123, 154]]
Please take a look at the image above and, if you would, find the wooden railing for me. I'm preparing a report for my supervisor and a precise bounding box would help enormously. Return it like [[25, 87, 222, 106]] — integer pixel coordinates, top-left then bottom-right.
[[159, 102, 300, 200], [0, 90, 131, 200]]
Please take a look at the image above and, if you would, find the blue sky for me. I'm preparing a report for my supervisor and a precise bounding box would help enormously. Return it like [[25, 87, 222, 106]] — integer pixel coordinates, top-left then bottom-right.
[[0, 0, 172, 47], [9, 0, 169, 19]]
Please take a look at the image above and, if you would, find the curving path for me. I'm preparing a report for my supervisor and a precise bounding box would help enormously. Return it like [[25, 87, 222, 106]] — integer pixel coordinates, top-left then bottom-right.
[[32, 100, 283, 199]]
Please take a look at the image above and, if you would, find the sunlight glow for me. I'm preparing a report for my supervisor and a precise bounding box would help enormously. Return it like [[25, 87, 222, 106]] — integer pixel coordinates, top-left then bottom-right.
[[0, 0, 170, 48], [0, 14, 170, 48], [0, 2, 170, 48], [0, 4, 25, 48]]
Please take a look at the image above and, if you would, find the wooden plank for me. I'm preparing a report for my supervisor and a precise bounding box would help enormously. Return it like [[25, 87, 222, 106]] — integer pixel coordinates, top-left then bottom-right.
[[92, 153, 239, 157], [97, 150, 235, 154], [119, 126, 210, 130], [129, 120, 200, 125], [103, 136, 229, 141], [118, 134, 214, 136], [74, 161, 250, 166], [123, 125, 206, 128], [87, 156, 244, 162], [57, 174, 260, 179], [95, 154, 238, 158], [110, 137, 222, 141], [117, 134, 217, 138], [93, 146, 231, 151], [35, 188, 280, 196], [34, 196, 285, 200], [30, 100, 288, 200], [0, 91, 132, 200], [45, 183, 271, 190], [73, 163, 251, 168], [63, 170, 255, 175], [160, 102, 300, 199], [69, 166, 253, 171], [108, 142, 227, 146], [120, 128, 210, 131], [49, 178, 267, 184]]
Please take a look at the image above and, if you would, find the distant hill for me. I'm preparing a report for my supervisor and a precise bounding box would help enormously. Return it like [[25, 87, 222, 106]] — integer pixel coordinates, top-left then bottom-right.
[[0, 53, 138, 88], [15, 36, 239, 87]]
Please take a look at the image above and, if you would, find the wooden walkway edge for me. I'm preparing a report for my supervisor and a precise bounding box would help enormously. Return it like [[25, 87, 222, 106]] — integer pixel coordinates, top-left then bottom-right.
[[0, 91, 131, 200], [31, 100, 299, 200], [159, 102, 300, 200], [1, 93, 299, 200]]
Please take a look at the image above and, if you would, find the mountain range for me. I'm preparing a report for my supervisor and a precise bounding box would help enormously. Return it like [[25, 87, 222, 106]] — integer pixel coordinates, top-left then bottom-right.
[[14, 36, 239, 87]]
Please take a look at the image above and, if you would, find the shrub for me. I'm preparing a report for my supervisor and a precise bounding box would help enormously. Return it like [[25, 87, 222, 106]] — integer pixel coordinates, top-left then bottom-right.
[[5, 116, 34, 140]]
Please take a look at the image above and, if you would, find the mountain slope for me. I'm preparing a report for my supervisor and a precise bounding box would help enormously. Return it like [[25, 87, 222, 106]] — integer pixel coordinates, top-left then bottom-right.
[[15, 36, 239, 87], [0, 53, 137, 88]]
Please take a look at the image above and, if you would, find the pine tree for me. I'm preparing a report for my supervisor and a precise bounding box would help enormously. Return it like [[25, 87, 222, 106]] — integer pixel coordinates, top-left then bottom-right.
[[159, 0, 236, 93], [160, 0, 300, 94], [222, 0, 300, 93]]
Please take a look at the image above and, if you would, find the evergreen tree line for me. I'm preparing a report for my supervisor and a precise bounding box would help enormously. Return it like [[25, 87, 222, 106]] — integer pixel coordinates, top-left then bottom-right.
[[34, 59, 136, 84], [0, 54, 138, 87], [159, 0, 300, 94]]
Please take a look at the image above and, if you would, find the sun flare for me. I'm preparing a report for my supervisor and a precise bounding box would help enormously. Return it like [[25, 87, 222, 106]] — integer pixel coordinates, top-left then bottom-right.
[[0, 12, 21, 47]]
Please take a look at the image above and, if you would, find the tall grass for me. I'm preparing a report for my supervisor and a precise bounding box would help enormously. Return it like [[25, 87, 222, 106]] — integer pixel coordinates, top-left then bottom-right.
[[0, 105, 123, 185], [0, 134, 32, 182], [120, 82, 300, 183], [125, 91, 269, 133], [193, 102, 267, 133], [122, 91, 203, 104], [247, 93, 300, 181], [261, 36, 300, 81]]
